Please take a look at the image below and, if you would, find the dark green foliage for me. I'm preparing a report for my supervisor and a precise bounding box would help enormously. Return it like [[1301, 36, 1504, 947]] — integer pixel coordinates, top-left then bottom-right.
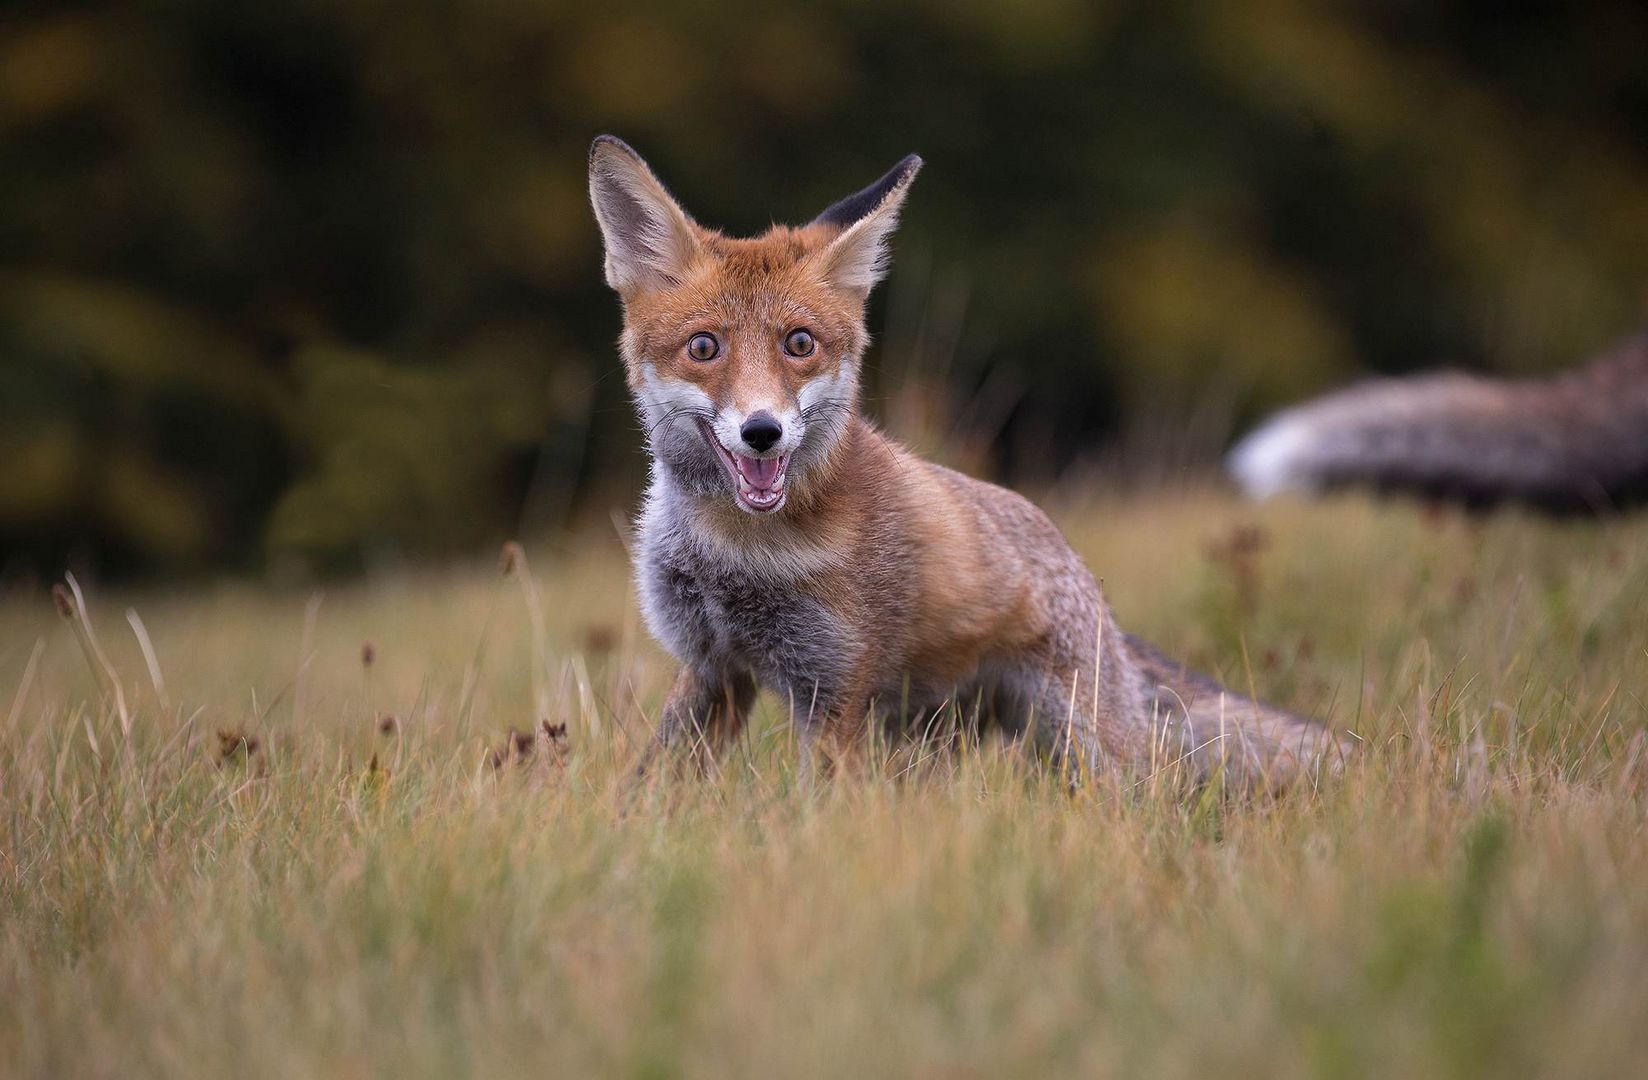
[[3, 1, 1646, 573]]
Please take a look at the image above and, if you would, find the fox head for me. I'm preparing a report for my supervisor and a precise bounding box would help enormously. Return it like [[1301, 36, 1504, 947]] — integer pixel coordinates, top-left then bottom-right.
[[589, 135, 920, 515]]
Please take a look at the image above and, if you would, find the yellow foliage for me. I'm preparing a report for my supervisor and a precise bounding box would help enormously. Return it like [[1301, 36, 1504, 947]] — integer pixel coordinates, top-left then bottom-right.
[[1093, 220, 1353, 409]]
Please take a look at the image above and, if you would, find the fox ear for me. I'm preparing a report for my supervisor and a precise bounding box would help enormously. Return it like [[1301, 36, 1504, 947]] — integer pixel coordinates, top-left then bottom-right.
[[588, 135, 701, 292], [811, 154, 922, 293]]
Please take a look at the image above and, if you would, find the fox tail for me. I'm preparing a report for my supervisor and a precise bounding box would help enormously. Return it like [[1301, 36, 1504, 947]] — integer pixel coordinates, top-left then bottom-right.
[[1123, 635, 1354, 789], [1226, 330, 1648, 513]]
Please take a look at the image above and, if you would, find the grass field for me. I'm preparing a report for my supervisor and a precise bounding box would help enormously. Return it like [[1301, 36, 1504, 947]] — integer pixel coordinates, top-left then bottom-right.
[[3, 489, 1647, 1078]]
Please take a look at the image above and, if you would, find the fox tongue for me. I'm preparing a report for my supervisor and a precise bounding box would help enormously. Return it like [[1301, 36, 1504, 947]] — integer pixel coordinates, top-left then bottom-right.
[[735, 455, 780, 489]]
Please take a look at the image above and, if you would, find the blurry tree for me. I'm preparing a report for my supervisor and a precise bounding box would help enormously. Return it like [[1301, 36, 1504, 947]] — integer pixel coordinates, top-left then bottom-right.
[[1, 0, 1645, 575]]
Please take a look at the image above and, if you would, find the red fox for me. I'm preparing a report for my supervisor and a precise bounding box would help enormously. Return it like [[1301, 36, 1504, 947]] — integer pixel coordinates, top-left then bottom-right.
[[1228, 330, 1648, 512], [589, 135, 1348, 785]]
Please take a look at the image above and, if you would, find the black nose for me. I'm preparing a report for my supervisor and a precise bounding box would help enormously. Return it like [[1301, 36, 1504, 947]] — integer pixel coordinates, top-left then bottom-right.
[[740, 412, 783, 453]]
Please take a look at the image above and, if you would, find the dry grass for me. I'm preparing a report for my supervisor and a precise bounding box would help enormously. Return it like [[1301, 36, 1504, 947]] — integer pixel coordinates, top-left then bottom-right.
[[3, 489, 1647, 1078]]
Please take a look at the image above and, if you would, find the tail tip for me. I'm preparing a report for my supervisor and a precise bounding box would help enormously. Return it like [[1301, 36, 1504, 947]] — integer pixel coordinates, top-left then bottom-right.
[[1226, 415, 1321, 499]]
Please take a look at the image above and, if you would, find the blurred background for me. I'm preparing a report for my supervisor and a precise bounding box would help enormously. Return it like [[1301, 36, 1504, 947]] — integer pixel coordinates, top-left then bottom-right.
[[3, 0, 1647, 580]]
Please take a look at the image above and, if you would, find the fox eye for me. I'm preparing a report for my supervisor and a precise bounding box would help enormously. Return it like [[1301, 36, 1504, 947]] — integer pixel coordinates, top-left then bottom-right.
[[686, 333, 720, 362], [783, 329, 816, 358]]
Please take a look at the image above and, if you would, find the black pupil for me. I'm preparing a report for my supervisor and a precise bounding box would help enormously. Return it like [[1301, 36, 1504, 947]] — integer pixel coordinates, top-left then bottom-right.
[[790, 332, 810, 353], [691, 336, 713, 358]]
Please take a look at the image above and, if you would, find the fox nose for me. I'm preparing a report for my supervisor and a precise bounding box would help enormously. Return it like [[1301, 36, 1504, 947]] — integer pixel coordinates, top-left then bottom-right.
[[739, 412, 783, 454]]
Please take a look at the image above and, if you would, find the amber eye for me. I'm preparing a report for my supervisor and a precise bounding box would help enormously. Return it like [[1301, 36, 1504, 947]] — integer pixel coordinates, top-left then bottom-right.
[[686, 333, 720, 362], [783, 329, 815, 358]]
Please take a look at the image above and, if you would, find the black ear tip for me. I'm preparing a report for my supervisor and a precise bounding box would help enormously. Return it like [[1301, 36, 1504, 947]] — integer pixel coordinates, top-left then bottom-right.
[[590, 134, 638, 165], [812, 152, 926, 229]]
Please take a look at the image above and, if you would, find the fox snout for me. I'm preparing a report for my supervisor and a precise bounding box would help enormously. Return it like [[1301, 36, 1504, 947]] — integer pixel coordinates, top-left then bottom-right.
[[698, 408, 797, 514], [739, 412, 783, 453]]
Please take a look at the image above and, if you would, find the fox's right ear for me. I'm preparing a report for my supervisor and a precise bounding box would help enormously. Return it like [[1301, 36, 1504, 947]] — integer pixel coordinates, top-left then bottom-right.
[[588, 136, 701, 292]]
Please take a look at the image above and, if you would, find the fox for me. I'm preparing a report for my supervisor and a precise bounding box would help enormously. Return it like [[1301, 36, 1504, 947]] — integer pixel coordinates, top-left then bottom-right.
[[588, 135, 1349, 786], [1228, 329, 1648, 513]]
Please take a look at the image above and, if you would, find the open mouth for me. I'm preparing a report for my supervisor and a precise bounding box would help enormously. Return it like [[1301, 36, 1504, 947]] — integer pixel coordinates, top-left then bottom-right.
[[697, 420, 789, 513]]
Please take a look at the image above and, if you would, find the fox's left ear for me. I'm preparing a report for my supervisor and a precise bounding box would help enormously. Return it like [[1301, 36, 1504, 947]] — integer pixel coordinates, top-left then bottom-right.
[[810, 154, 922, 293]]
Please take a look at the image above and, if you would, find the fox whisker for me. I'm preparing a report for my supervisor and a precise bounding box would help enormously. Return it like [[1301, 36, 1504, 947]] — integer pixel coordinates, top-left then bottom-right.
[[643, 405, 713, 444], [799, 402, 854, 423]]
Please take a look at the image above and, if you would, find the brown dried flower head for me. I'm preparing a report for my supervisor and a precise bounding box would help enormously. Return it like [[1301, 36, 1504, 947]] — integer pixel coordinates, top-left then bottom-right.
[[583, 624, 619, 656], [512, 728, 535, 758], [499, 541, 525, 576], [490, 722, 559, 770], [217, 728, 261, 762]]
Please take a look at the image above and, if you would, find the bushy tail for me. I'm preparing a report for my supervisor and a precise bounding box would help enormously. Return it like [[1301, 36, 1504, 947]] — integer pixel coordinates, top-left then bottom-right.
[[1226, 330, 1648, 513], [1123, 634, 1352, 789]]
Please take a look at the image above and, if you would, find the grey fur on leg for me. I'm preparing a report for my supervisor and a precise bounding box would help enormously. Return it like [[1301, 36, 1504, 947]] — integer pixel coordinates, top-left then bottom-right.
[[635, 666, 756, 780]]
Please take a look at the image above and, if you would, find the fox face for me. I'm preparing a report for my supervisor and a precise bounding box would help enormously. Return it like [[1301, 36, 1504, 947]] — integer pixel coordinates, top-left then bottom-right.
[[589, 136, 919, 514]]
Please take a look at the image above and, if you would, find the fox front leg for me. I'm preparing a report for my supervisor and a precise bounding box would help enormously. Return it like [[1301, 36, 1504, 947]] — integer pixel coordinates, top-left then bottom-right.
[[792, 675, 877, 786], [635, 666, 756, 778]]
